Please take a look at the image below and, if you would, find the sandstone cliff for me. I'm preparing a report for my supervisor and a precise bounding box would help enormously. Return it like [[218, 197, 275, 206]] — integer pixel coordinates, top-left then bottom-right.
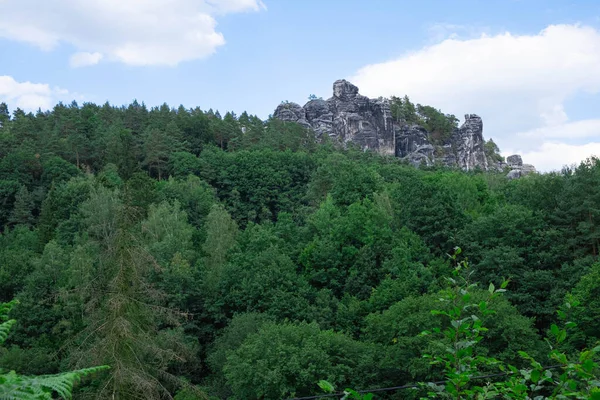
[[273, 79, 535, 176]]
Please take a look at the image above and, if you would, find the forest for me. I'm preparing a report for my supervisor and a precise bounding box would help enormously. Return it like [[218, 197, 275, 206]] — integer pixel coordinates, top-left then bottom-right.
[[0, 99, 599, 399]]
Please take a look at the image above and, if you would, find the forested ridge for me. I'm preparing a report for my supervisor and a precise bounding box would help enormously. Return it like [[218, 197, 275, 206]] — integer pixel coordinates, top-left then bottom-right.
[[0, 99, 599, 399]]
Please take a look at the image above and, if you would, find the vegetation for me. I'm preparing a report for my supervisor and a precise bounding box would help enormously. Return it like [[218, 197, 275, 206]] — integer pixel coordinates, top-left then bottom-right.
[[0, 299, 109, 399], [484, 138, 504, 163], [0, 98, 599, 399], [390, 95, 459, 144]]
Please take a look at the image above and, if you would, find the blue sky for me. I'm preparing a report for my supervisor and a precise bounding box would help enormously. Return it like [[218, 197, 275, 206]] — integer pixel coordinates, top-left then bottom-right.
[[2, 0, 600, 170]]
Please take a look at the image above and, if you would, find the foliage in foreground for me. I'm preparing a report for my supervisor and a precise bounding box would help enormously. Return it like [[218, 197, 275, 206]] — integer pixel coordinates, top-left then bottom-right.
[[321, 249, 600, 399], [0, 300, 109, 400]]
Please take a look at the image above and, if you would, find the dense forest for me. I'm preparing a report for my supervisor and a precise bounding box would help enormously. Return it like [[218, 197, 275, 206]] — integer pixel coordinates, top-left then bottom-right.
[[0, 99, 599, 399]]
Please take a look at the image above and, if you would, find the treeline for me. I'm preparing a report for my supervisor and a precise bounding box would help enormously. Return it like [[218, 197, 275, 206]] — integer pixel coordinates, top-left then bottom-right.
[[0, 100, 599, 399], [390, 95, 459, 144]]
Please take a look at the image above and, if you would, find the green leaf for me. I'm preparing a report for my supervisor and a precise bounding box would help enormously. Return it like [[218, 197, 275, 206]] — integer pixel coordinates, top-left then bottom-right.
[[488, 282, 495, 294], [318, 380, 335, 394], [531, 369, 541, 383], [556, 329, 567, 343]]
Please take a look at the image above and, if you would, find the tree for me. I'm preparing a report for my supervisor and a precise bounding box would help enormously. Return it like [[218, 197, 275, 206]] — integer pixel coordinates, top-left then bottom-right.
[[0, 299, 109, 399], [202, 204, 238, 273], [156, 175, 215, 232], [0, 226, 38, 302], [141, 200, 195, 267], [203, 223, 313, 324], [415, 104, 459, 144], [0, 102, 10, 128], [390, 95, 418, 124], [299, 196, 395, 298], [103, 123, 138, 179], [64, 186, 194, 399], [224, 321, 379, 400], [8, 185, 34, 228], [142, 127, 176, 180], [0, 180, 21, 229], [40, 156, 81, 189], [306, 153, 383, 207], [205, 312, 272, 398], [569, 262, 600, 347], [484, 138, 503, 163]]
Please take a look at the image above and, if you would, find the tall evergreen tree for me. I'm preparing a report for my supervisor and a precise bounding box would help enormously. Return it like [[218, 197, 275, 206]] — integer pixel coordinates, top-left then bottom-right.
[[65, 187, 193, 399], [8, 185, 34, 227]]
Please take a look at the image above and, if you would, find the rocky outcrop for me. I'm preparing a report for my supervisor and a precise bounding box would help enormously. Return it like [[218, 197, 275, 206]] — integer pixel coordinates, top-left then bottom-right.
[[395, 124, 435, 166], [452, 114, 489, 171], [274, 80, 395, 155], [394, 114, 491, 170], [273, 79, 534, 174], [505, 154, 536, 179]]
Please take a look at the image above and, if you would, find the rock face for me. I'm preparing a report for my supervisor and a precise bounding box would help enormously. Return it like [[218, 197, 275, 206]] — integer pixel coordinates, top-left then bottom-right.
[[453, 114, 489, 171], [505, 154, 536, 179], [273, 79, 534, 174], [274, 80, 395, 156], [395, 124, 434, 166]]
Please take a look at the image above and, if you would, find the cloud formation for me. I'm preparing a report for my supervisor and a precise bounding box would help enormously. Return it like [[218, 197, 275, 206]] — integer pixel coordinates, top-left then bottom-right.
[[350, 24, 600, 171], [69, 52, 104, 68], [0, 76, 72, 111], [521, 142, 600, 172], [0, 0, 265, 67]]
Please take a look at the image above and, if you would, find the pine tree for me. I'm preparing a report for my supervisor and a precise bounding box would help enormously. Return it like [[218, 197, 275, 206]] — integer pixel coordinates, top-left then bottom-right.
[[8, 185, 34, 227], [0, 102, 9, 129], [65, 187, 194, 399], [142, 126, 182, 180]]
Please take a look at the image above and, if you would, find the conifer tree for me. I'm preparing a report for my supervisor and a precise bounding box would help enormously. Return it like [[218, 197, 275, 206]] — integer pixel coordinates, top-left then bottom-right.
[[65, 187, 194, 399], [8, 185, 34, 227]]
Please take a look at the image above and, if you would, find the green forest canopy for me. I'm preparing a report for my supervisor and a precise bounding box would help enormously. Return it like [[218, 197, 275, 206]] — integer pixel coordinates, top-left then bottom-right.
[[0, 99, 599, 399]]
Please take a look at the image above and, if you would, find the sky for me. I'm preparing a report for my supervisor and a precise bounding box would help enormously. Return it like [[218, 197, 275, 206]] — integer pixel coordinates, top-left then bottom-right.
[[2, 0, 600, 171]]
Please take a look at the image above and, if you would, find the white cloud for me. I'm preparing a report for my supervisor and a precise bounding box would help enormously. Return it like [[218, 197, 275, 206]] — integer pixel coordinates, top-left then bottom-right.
[[517, 119, 600, 140], [69, 52, 104, 68], [520, 142, 600, 172], [0, 75, 73, 111], [426, 23, 491, 43], [350, 24, 600, 171], [0, 0, 265, 67]]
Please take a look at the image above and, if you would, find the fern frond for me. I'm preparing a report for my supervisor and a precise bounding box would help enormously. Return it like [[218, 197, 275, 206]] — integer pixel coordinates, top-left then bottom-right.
[[0, 299, 19, 347], [0, 366, 110, 400], [0, 300, 19, 321], [0, 320, 16, 347], [1, 298, 108, 399]]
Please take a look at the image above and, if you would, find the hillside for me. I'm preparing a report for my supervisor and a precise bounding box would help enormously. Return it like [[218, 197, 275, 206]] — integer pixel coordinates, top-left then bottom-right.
[[274, 79, 537, 178], [0, 99, 599, 399]]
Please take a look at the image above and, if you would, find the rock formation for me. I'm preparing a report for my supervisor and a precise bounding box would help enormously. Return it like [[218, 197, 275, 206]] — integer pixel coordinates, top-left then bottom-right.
[[505, 155, 537, 179], [273, 79, 535, 175], [274, 80, 395, 155]]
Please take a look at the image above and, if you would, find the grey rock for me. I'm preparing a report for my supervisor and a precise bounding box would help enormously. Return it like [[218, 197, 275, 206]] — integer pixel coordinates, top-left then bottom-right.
[[522, 164, 536, 175], [273, 79, 535, 172], [507, 154, 523, 168], [396, 124, 434, 166], [506, 163, 536, 179], [273, 102, 310, 128], [273, 79, 396, 155], [504, 153, 536, 178], [489, 160, 508, 172], [507, 169, 522, 180], [451, 114, 489, 171]]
